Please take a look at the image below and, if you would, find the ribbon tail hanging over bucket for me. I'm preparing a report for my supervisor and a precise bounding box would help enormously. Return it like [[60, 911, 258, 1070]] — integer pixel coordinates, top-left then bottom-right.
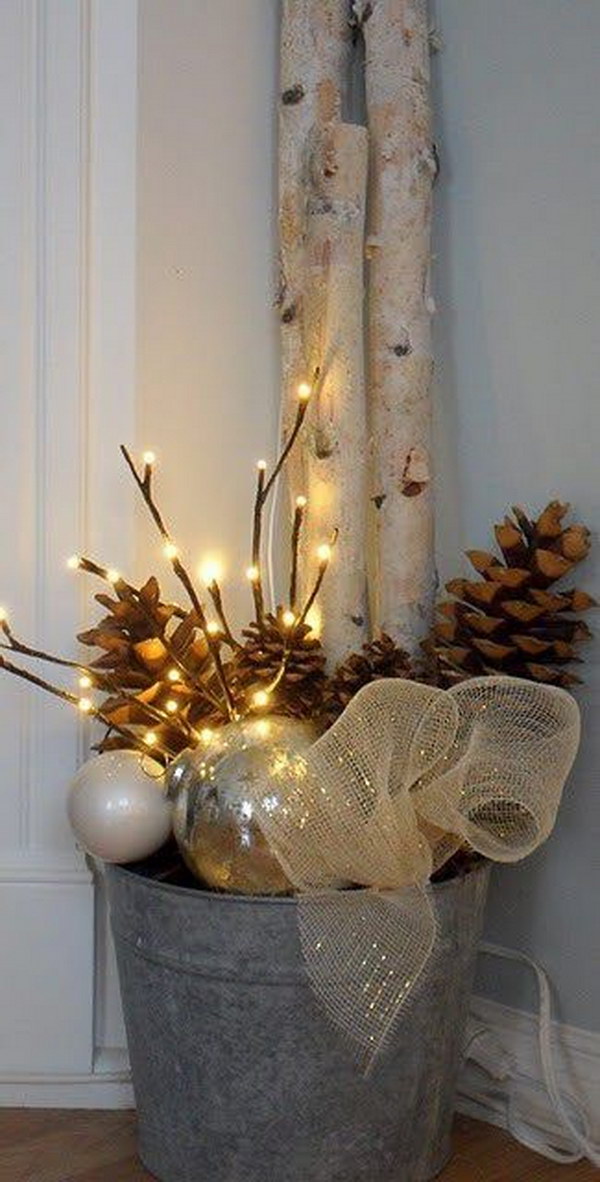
[[249, 676, 581, 1068]]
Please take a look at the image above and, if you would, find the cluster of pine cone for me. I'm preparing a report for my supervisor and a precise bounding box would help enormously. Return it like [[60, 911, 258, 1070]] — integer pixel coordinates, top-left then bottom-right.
[[77, 501, 594, 759]]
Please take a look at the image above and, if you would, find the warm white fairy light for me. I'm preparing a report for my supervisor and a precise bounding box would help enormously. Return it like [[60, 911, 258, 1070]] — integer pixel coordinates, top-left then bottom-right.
[[165, 699, 178, 714], [282, 609, 296, 628], [200, 727, 214, 743], [252, 688, 270, 709], [305, 604, 322, 637], [256, 459, 267, 472], [144, 731, 158, 747], [295, 495, 307, 509], [317, 543, 332, 565], [0, 607, 8, 624], [167, 668, 180, 683], [78, 675, 92, 690], [297, 381, 312, 402], [255, 719, 271, 738], [143, 450, 156, 466], [206, 621, 220, 636], [163, 542, 179, 561], [106, 568, 120, 585], [78, 697, 93, 714], [246, 565, 260, 583], [67, 554, 81, 570], [199, 557, 223, 586]]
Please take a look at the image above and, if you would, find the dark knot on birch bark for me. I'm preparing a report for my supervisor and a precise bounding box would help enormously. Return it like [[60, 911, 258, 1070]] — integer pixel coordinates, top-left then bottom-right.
[[281, 84, 305, 106]]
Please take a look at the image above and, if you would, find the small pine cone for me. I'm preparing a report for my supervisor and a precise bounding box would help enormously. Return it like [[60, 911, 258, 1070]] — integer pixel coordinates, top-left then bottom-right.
[[323, 633, 416, 725], [233, 608, 327, 719], [429, 500, 596, 689]]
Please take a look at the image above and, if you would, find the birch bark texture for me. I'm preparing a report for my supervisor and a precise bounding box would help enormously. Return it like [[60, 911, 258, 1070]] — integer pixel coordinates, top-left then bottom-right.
[[279, 0, 352, 504], [302, 123, 369, 662], [358, 0, 437, 655], [279, 0, 436, 665]]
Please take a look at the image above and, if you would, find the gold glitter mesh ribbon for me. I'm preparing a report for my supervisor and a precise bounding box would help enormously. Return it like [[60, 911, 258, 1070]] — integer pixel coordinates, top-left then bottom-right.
[[248, 676, 580, 1067]]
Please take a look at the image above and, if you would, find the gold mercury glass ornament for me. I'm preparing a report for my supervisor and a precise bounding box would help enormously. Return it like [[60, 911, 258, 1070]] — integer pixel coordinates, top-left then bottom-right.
[[165, 716, 317, 895]]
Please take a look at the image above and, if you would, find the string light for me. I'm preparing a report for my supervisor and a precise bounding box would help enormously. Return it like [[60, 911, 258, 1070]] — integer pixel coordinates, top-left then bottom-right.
[[256, 459, 267, 472], [305, 604, 322, 637], [144, 731, 158, 747], [67, 555, 81, 570], [163, 542, 179, 561], [317, 543, 332, 565], [166, 668, 180, 682], [106, 569, 120, 585], [255, 719, 271, 738], [206, 621, 220, 636], [282, 609, 296, 628], [143, 451, 156, 466], [297, 381, 312, 402], [78, 697, 93, 714], [199, 557, 223, 586], [78, 675, 92, 690], [0, 607, 8, 624], [252, 688, 270, 709], [165, 699, 178, 714], [295, 495, 307, 509], [200, 727, 214, 743], [246, 565, 260, 583]]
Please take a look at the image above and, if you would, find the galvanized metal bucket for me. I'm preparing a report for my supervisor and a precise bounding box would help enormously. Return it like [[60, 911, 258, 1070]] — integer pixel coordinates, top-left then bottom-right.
[[106, 861, 489, 1182]]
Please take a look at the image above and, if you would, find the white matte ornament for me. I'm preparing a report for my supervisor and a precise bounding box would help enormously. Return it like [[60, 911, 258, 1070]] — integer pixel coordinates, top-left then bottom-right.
[[67, 750, 172, 863]]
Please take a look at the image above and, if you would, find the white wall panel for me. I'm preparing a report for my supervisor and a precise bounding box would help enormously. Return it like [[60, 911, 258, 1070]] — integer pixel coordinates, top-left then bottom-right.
[[0, 0, 137, 1091]]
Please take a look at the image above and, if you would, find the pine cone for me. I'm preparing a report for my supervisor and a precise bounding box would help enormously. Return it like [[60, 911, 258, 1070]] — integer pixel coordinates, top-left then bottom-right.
[[232, 608, 326, 719], [78, 576, 224, 756], [429, 501, 596, 688], [323, 633, 416, 725]]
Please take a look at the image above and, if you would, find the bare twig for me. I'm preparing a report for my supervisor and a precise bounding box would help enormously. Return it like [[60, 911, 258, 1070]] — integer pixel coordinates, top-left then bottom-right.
[[289, 497, 306, 610], [206, 580, 240, 650], [0, 618, 197, 743], [0, 652, 165, 758], [297, 529, 339, 630], [119, 447, 236, 720], [247, 368, 318, 634], [263, 367, 319, 502], [250, 462, 267, 630], [259, 529, 338, 704]]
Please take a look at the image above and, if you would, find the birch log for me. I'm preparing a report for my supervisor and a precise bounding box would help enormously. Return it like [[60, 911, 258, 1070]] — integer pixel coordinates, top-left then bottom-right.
[[279, 0, 352, 502], [358, 0, 437, 656], [301, 123, 370, 664]]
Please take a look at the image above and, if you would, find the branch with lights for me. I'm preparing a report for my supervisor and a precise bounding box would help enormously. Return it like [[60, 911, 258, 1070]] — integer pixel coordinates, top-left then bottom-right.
[[0, 374, 354, 764]]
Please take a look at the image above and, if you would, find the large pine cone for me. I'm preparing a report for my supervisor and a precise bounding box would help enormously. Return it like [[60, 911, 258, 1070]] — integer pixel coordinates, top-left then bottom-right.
[[323, 633, 416, 725], [232, 608, 326, 719], [77, 576, 224, 755], [429, 501, 595, 688]]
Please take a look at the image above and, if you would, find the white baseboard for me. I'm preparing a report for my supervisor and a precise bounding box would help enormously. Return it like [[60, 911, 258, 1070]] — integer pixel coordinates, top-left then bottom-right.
[[0, 1049, 134, 1109], [457, 994, 600, 1152]]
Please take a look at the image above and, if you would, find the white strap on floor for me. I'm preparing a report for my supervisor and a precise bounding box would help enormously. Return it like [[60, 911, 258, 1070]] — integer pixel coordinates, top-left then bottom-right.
[[476, 942, 600, 1167]]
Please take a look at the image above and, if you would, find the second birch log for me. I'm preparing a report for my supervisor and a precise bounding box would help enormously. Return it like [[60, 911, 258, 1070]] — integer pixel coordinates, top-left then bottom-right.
[[358, 0, 437, 656]]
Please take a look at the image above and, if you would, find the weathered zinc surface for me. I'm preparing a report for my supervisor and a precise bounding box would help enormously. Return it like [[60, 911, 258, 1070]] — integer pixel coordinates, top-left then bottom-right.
[[107, 863, 489, 1182]]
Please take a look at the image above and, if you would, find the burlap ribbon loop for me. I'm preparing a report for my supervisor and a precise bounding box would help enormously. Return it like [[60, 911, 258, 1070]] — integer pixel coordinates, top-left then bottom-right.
[[249, 676, 580, 1065]]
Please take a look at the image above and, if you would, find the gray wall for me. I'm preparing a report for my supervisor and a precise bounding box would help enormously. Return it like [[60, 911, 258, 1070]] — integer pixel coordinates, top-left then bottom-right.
[[431, 0, 600, 1030]]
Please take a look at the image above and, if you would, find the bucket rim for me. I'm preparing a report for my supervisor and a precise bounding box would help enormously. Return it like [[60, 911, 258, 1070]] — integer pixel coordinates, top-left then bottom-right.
[[104, 858, 490, 906]]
